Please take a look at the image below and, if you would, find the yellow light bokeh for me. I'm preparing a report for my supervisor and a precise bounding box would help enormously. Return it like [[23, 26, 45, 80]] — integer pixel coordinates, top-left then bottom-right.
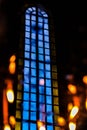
[[6, 89, 14, 103], [69, 122, 76, 130], [69, 106, 79, 119], [9, 55, 16, 62], [57, 116, 66, 126], [9, 116, 16, 127], [68, 84, 77, 94], [82, 75, 87, 85], [4, 124, 11, 130]]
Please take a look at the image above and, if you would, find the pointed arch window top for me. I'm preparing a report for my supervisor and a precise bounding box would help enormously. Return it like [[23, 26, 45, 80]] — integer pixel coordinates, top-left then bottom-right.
[[26, 6, 48, 18]]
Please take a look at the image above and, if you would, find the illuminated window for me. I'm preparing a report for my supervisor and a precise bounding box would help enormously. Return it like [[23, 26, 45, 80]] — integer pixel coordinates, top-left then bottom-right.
[[15, 5, 59, 130]]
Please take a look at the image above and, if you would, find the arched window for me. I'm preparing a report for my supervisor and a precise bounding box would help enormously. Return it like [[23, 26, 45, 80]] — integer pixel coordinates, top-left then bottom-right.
[[15, 5, 60, 130]]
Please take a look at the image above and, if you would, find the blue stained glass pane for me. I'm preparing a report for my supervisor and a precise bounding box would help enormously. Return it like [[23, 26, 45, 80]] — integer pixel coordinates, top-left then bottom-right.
[[44, 30, 49, 35], [25, 14, 30, 20], [30, 102, 36, 111], [45, 49, 50, 55], [31, 39, 36, 45], [47, 115, 53, 123], [25, 20, 30, 26], [24, 83, 29, 92], [23, 101, 29, 110], [38, 48, 43, 54], [24, 52, 30, 58], [24, 60, 30, 67], [23, 92, 29, 100], [31, 46, 36, 52], [46, 79, 51, 86], [22, 122, 28, 130], [25, 31, 30, 38], [39, 70, 44, 77], [38, 17, 43, 22], [31, 53, 36, 60], [47, 125, 53, 130], [46, 88, 51, 95], [39, 95, 45, 103], [25, 44, 30, 51], [38, 22, 43, 28], [25, 26, 30, 31], [39, 86, 44, 94], [24, 75, 29, 83], [45, 55, 50, 63], [39, 63, 44, 70], [31, 15, 36, 21], [45, 42, 49, 48], [31, 33, 36, 39], [44, 23, 48, 29], [24, 67, 29, 75], [46, 96, 52, 104], [45, 64, 50, 70], [30, 123, 36, 130], [38, 34, 43, 40], [31, 77, 36, 84], [30, 111, 36, 120], [44, 18, 48, 23], [25, 38, 30, 44], [31, 85, 36, 93], [46, 105, 52, 112], [38, 41, 43, 47], [44, 35, 49, 42], [45, 71, 51, 78], [31, 61, 36, 68], [31, 21, 36, 26], [39, 55, 44, 61], [32, 7, 36, 11], [28, 8, 32, 12], [23, 110, 29, 120], [31, 69, 36, 76], [30, 93, 36, 101]]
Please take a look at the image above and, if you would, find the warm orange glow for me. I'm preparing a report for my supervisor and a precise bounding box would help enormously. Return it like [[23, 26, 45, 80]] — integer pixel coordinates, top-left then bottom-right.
[[9, 55, 16, 74], [5, 79, 13, 89], [9, 55, 16, 62], [73, 96, 80, 107], [85, 98, 87, 110], [69, 122, 76, 130], [69, 106, 79, 119], [82, 75, 87, 84], [37, 120, 43, 128], [9, 62, 16, 74], [67, 103, 73, 112], [57, 116, 66, 126], [9, 116, 16, 127], [3, 89, 8, 124], [4, 124, 11, 130], [68, 84, 77, 94], [6, 89, 14, 103]]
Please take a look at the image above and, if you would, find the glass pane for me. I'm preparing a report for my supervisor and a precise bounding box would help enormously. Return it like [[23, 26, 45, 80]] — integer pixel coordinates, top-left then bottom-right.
[[46, 79, 51, 87], [31, 77, 36, 84], [46, 96, 52, 104], [22, 122, 29, 130], [39, 63, 44, 70], [38, 41, 43, 47], [38, 48, 43, 54], [24, 52, 30, 58], [39, 54, 44, 61], [45, 64, 50, 70], [31, 61, 36, 68], [45, 71, 51, 79], [47, 115, 53, 123], [25, 38, 30, 44], [45, 49, 50, 55], [30, 111, 36, 120], [24, 60, 30, 67], [31, 68, 36, 76], [31, 53, 36, 60], [30, 93, 36, 101], [30, 123, 36, 130], [23, 110, 29, 120], [30, 102, 36, 111], [23, 92, 29, 100], [39, 70, 44, 77], [24, 83, 29, 92], [23, 101, 29, 110], [46, 105, 52, 112], [39, 86, 44, 94], [25, 44, 30, 51], [46, 88, 51, 95]]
